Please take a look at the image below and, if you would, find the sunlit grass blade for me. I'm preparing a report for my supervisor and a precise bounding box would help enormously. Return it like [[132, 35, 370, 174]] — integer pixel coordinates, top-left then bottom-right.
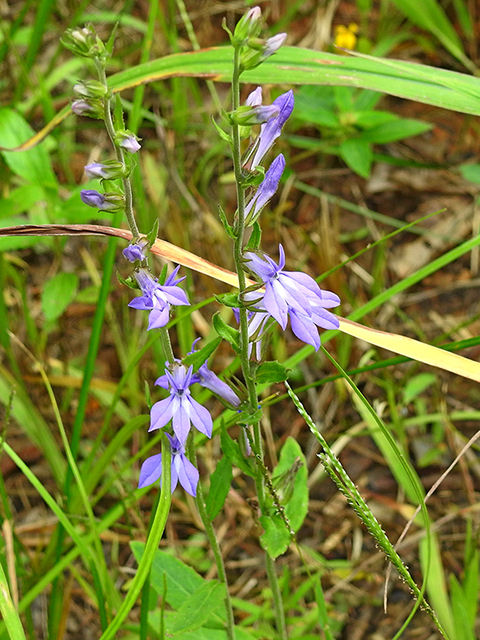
[[2, 223, 480, 383], [4, 45, 480, 152]]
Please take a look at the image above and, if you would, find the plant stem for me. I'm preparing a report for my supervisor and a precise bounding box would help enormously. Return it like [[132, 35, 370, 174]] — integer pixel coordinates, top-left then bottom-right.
[[187, 439, 236, 640], [229, 43, 287, 640], [265, 553, 288, 640], [94, 58, 140, 240]]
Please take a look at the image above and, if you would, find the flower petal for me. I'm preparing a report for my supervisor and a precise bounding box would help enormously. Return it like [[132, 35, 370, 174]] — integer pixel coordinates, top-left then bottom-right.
[[289, 309, 321, 350], [149, 396, 174, 431], [186, 397, 213, 438], [138, 453, 163, 488], [177, 454, 199, 496]]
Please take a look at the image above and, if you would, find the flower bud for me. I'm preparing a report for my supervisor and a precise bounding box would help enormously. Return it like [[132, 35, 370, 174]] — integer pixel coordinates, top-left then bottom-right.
[[228, 104, 279, 126], [72, 99, 104, 119], [84, 160, 126, 180], [73, 80, 107, 99], [80, 189, 125, 212], [240, 33, 287, 71], [123, 237, 150, 263], [61, 24, 105, 59], [233, 7, 262, 45], [114, 130, 141, 154]]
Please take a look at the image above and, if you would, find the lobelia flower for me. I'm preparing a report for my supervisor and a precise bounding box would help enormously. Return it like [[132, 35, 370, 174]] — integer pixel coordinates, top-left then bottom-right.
[[249, 90, 294, 169], [138, 433, 199, 496], [122, 238, 149, 263], [245, 86, 263, 107], [72, 99, 104, 118], [244, 153, 285, 224], [234, 293, 271, 360], [115, 130, 141, 153], [128, 267, 189, 330], [151, 361, 213, 444], [80, 189, 124, 211], [243, 245, 340, 350], [84, 160, 125, 181], [192, 363, 241, 408]]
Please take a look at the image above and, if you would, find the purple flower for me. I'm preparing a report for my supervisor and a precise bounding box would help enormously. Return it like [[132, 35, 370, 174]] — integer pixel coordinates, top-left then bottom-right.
[[150, 362, 213, 443], [262, 33, 287, 59], [120, 135, 141, 153], [123, 239, 148, 263], [84, 161, 125, 180], [234, 293, 271, 360], [245, 154, 285, 223], [245, 87, 263, 107], [115, 130, 141, 153], [80, 189, 105, 208], [243, 245, 340, 350], [192, 363, 240, 408], [72, 99, 103, 118], [128, 267, 189, 330], [138, 434, 199, 496], [249, 91, 294, 168]]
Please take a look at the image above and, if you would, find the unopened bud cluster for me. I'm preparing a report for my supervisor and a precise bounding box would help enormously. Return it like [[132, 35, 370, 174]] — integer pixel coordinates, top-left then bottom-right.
[[227, 6, 287, 71]]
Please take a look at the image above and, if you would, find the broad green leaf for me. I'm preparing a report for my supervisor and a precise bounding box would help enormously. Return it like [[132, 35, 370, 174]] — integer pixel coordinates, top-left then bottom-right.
[[272, 437, 308, 533], [255, 361, 289, 384], [41, 272, 79, 323], [354, 110, 397, 127], [212, 313, 240, 353], [403, 373, 436, 405], [183, 337, 222, 370], [205, 456, 233, 521], [0, 108, 57, 187], [168, 581, 226, 635], [150, 612, 256, 640], [339, 138, 372, 177], [259, 513, 291, 559], [357, 118, 432, 143], [220, 426, 255, 477]]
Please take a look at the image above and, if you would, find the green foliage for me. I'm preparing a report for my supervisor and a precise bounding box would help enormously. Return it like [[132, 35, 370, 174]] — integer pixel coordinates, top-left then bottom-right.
[[41, 272, 79, 323], [293, 85, 432, 177], [205, 456, 233, 521]]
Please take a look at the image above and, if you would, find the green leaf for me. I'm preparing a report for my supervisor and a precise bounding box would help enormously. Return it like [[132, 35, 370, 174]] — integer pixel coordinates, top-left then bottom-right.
[[205, 457, 233, 521], [0, 108, 57, 187], [459, 164, 480, 185], [212, 313, 240, 353], [339, 138, 372, 178], [41, 273, 79, 323], [403, 373, 436, 405], [272, 437, 308, 533], [183, 337, 222, 370], [220, 426, 255, 477], [168, 581, 226, 635], [245, 221, 262, 247], [255, 361, 289, 384], [214, 292, 240, 308], [211, 116, 231, 143], [356, 118, 432, 143], [259, 513, 291, 559]]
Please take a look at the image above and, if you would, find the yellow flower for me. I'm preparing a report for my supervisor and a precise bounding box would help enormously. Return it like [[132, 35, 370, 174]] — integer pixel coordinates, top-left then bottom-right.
[[334, 23, 359, 51]]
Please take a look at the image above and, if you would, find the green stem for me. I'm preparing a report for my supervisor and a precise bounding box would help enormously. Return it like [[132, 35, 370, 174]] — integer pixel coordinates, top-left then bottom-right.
[[94, 59, 140, 240], [265, 554, 287, 640], [187, 439, 236, 640], [98, 434, 171, 640], [229, 43, 287, 639]]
